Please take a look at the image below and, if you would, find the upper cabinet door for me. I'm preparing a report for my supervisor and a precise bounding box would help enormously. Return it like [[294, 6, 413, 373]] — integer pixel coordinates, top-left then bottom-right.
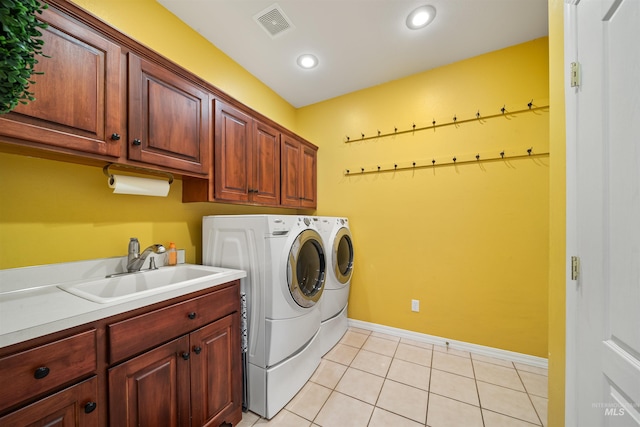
[[281, 134, 317, 209], [252, 121, 281, 206], [280, 134, 302, 207], [0, 6, 122, 157], [213, 100, 253, 202], [299, 143, 318, 209], [128, 53, 210, 175]]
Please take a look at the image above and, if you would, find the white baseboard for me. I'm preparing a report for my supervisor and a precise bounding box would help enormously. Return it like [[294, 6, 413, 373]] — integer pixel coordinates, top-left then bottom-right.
[[347, 318, 548, 369]]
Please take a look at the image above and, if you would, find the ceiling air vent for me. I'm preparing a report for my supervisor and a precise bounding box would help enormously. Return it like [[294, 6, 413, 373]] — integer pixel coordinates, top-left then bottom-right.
[[253, 3, 295, 38]]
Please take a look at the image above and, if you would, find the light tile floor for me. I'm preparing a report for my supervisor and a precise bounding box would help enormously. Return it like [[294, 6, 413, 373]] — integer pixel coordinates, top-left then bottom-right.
[[237, 327, 548, 427]]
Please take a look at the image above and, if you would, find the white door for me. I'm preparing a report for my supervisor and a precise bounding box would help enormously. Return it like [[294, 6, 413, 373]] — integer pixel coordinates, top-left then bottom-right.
[[565, 0, 640, 426]]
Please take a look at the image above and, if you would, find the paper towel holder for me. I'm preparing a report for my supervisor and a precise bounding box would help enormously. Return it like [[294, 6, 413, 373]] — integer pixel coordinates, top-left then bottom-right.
[[103, 163, 174, 186]]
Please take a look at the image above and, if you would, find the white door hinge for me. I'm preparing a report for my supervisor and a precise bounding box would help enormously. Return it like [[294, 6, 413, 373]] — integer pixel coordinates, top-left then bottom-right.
[[570, 62, 581, 87], [571, 256, 580, 281]]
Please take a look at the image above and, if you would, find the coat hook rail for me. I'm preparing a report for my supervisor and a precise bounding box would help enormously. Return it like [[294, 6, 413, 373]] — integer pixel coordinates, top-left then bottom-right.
[[343, 102, 549, 143], [343, 148, 548, 176]]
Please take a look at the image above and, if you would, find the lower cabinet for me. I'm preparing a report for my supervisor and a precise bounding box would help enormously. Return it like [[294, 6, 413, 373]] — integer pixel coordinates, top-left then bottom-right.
[[0, 280, 242, 427], [109, 336, 191, 426], [0, 377, 99, 427], [190, 314, 241, 427], [109, 313, 241, 427]]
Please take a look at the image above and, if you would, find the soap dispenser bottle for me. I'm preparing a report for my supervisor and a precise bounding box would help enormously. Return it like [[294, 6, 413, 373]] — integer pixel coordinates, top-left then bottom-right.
[[167, 242, 177, 266]]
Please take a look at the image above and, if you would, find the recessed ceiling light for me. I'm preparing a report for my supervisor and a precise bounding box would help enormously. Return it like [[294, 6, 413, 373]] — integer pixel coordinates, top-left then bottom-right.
[[297, 54, 318, 69], [406, 5, 436, 30]]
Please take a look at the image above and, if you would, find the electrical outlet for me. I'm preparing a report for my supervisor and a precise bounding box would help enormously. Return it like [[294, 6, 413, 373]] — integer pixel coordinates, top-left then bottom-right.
[[411, 299, 420, 312]]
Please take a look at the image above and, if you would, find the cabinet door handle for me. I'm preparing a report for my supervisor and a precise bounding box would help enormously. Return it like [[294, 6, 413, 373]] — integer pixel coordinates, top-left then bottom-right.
[[188, 312, 197, 320], [193, 346, 202, 355], [181, 352, 190, 360], [34, 366, 50, 379], [111, 133, 121, 141], [84, 401, 97, 414], [132, 138, 141, 146]]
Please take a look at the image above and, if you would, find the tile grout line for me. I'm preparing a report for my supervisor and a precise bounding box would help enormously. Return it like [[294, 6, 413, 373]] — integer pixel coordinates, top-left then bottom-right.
[[315, 337, 365, 426], [515, 365, 545, 426], [469, 353, 486, 427], [425, 343, 435, 426], [368, 333, 395, 426]]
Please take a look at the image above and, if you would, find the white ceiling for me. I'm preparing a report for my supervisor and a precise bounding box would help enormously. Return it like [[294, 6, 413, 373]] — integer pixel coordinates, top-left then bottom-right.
[[157, 0, 549, 108]]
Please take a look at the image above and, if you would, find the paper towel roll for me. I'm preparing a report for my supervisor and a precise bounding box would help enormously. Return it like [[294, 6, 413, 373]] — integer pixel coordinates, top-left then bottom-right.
[[108, 174, 170, 197]]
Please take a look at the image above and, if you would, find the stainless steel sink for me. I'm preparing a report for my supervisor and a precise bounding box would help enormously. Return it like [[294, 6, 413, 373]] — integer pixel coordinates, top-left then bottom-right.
[[57, 265, 227, 304]]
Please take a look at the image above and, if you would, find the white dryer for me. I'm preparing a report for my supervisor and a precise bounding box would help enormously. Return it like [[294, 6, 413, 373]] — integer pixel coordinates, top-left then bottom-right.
[[202, 215, 326, 419], [316, 217, 354, 355]]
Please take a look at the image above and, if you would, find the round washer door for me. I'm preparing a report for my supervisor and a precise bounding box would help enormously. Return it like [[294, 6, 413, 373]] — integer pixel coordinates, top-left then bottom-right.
[[333, 227, 354, 284], [287, 229, 326, 308]]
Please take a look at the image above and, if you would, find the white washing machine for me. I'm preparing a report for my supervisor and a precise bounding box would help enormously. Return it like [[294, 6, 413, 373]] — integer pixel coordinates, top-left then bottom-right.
[[202, 215, 326, 419], [316, 217, 354, 356]]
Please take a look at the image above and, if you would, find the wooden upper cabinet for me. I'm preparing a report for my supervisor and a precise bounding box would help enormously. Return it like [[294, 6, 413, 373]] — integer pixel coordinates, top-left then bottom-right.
[[128, 53, 210, 175], [300, 143, 318, 208], [212, 100, 280, 205], [213, 100, 252, 202], [0, 6, 122, 157], [252, 120, 281, 206], [281, 134, 317, 209]]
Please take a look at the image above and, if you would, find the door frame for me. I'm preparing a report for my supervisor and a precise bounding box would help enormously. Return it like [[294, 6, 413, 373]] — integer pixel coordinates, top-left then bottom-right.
[[564, 1, 579, 426]]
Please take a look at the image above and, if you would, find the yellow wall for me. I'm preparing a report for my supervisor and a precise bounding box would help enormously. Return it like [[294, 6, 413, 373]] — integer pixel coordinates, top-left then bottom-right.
[[0, 153, 293, 268], [547, 0, 566, 425], [297, 38, 550, 357]]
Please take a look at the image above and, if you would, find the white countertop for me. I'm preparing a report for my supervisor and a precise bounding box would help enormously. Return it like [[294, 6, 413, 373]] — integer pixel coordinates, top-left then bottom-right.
[[0, 256, 246, 348]]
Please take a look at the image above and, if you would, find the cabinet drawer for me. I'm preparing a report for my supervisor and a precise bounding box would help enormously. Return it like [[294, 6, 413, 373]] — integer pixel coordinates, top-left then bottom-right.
[[0, 329, 97, 412], [108, 282, 239, 363], [0, 376, 98, 427]]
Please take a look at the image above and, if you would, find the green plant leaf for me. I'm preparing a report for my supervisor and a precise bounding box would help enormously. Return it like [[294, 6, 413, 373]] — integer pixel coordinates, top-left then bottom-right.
[[0, 0, 48, 114]]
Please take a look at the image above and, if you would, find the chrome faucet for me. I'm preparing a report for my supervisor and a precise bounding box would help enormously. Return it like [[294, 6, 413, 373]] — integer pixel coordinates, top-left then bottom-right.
[[127, 237, 166, 273]]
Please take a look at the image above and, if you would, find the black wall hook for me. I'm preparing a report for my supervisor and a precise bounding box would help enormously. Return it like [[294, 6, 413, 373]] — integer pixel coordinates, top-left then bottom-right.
[[432, 159, 436, 165], [453, 156, 457, 163], [528, 99, 533, 109], [500, 151, 505, 158], [453, 115, 457, 122], [527, 147, 533, 155], [476, 154, 480, 160], [476, 110, 481, 119], [501, 105, 506, 114], [346, 136, 350, 141], [361, 133, 365, 139], [377, 130, 381, 136], [432, 119, 436, 126]]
